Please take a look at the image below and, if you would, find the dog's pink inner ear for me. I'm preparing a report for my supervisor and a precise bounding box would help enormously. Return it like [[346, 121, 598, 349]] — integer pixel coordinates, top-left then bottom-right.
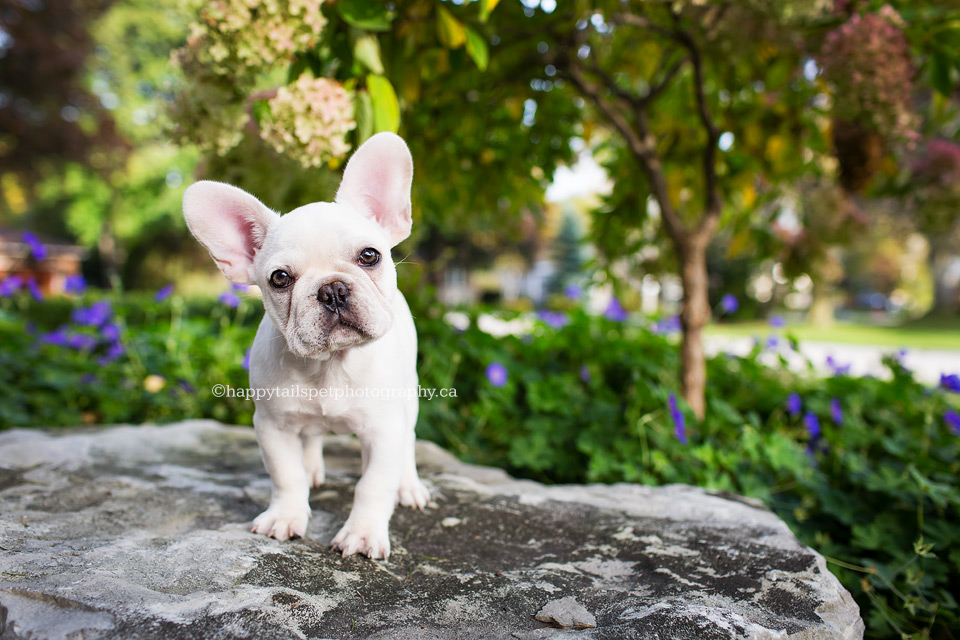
[[336, 133, 413, 247], [183, 181, 276, 284], [216, 206, 268, 280]]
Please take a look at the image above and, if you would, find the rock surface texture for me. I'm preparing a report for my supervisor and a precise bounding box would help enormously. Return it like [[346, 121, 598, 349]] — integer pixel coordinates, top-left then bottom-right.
[[0, 421, 863, 640]]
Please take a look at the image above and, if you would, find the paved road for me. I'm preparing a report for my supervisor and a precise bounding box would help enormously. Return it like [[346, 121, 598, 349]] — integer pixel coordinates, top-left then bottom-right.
[[706, 336, 957, 385], [470, 312, 957, 385]]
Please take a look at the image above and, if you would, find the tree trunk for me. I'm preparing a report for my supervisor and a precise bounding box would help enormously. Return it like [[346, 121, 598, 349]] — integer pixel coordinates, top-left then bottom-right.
[[928, 239, 959, 315], [808, 284, 836, 328], [677, 234, 711, 420], [97, 222, 123, 292]]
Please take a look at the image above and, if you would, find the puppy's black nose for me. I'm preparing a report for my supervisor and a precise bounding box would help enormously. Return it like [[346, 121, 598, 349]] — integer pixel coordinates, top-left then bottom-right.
[[318, 281, 349, 312]]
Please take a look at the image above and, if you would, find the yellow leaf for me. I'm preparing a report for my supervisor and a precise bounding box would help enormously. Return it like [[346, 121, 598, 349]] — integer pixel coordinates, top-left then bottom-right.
[[581, 120, 595, 144], [741, 184, 757, 209], [765, 135, 786, 165], [437, 6, 466, 49], [480, 0, 501, 22], [505, 97, 523, 120], [726, 230, 751, 258], [401, 65, 421, 103]]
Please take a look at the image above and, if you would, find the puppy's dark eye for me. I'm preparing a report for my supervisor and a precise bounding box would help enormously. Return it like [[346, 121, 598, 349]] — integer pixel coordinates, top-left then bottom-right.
[[269, 270, 294, 288], [358, 248, 381, 267]]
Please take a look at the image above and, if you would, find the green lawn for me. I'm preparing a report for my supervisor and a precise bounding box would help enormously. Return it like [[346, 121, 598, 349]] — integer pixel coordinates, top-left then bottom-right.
[[706, 317, 960, 350]]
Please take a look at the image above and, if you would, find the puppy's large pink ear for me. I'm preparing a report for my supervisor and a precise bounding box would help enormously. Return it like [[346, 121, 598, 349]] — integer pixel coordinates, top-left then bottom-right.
[[335, 132, 413, 247], [182, 181, 279, 284]]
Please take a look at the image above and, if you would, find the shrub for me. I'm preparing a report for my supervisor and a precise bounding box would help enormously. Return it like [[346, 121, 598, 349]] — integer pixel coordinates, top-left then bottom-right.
[[0, 291, 957, 638]]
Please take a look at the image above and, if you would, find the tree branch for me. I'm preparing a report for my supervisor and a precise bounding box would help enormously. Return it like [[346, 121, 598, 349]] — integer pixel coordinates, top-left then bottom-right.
[[609, 13, 680, 41], [584, 61, 641, 109], [641, 54, 687, 105], [565, 61, 643, 158], [670, 10, 722, 231], [564, 58, 687, 242]]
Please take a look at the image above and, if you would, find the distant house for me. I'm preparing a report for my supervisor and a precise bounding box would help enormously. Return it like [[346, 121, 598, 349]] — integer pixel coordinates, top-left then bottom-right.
[[0, 229, 87, 295]]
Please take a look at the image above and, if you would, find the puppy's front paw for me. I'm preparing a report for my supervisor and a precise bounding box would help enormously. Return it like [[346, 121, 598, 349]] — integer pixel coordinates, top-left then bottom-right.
[[250, 507, 310, 541], [331, 522, 391, 560], [397, 479, 430, 510]]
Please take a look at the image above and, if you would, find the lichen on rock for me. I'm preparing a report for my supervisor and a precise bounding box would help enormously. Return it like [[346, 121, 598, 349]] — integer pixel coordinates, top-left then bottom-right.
[[0, 421, 863, 639]]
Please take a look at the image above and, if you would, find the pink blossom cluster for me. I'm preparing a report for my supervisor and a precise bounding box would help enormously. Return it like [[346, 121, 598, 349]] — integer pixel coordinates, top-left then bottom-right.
[[819, 6, 915, 139], [909, 139, 960, 234], [259, 75, 356, 167], [184, 0, 327, 77], [912, 139, 960, 189]]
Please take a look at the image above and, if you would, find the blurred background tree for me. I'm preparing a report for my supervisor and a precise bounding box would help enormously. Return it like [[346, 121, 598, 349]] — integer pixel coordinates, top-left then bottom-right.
[[1, 0, 194, 289], [0, 0, 957, 381], [468, 0, 958, 416], [1, 2, 959, 636], [2, 0, 957, 415], [0, 0, 124, 183]]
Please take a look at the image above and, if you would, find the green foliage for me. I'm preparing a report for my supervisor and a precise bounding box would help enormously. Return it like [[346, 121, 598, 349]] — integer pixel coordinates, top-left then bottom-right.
[[0, 293, 256, 428], [2, 291, 958, 638]]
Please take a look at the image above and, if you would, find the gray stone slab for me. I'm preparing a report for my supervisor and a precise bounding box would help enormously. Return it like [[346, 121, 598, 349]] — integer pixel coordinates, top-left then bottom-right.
[[0, 420, 863, 639]]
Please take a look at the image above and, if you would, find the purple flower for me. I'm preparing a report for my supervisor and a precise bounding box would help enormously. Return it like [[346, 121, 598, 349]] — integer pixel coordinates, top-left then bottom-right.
[[22, 231, 47, 260], [154, 284, 175, 302], [769, 315, 786, 328], [72, 301, 112, 327], [786, 393, 802, 417], [537, 310, 568, 329], [945, 410, 960, 434], [485, 362, 508, 387], [27, 277, 43, 301], [0, 275, 22, 296], [242, 348, 251, 371], [653, 316, 681, 335], [826, 355, 851, 376], [830, 398, 843, 425], [668, 392, 687, 444], [64, 274, 86, 295], [565, 284, 583, 300], [66, 333, 97, 351], [804, 412, 821, 439], [219, 291, 241, 308], [940, 373, 960, 393], [766, 334, 780, 350], [40, 326, 71, 347], [178, 380, 196, 394], [579, 365, 591, 383], [101, 323, 120, 343], [231, 283, 249, 293], [720, 294, 738, 314], [98, 341, 125, 365], [604, 297, 629, 322]]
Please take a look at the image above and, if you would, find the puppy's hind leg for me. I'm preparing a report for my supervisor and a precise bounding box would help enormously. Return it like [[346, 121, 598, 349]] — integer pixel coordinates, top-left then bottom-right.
[[397, 399, 429, 509], [303, 433, 325, 488]]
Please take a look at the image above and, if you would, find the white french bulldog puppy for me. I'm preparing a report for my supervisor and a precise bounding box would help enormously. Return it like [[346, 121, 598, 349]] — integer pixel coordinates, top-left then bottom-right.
[[182, 132, 429, 560]]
